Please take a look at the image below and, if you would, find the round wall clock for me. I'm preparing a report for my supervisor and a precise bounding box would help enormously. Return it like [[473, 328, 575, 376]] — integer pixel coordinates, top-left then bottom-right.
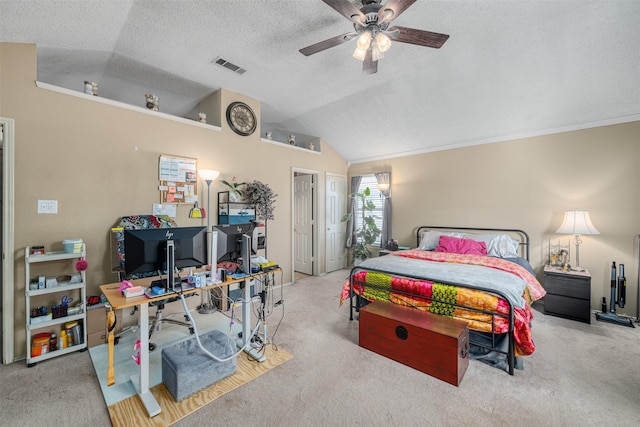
[[226, 101, 257, 136]]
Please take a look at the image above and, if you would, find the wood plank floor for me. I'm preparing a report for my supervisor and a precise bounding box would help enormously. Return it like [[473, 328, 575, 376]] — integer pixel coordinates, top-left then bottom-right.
[[107, 346, 292, 426]]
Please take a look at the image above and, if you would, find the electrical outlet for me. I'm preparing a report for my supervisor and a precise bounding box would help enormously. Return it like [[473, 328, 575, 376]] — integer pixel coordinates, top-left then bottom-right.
[[37, 199, 58, 214]]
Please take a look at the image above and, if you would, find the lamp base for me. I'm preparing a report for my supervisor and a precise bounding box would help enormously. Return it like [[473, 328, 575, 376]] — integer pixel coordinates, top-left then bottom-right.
[[198, 303, 218, 314], [198, 289, 218, 314]]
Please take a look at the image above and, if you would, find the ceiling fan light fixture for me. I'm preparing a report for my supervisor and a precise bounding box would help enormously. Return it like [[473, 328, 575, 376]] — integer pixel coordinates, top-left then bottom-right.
[[299, 0, 450, 74], [356, 31, 372, 49], [375, 33, 391, 53], [353, 46, 367, 61], [371, 44, 384, 62]]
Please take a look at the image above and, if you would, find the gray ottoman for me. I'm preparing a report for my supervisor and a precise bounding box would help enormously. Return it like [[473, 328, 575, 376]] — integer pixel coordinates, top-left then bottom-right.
[[161, 329, 236, 402]]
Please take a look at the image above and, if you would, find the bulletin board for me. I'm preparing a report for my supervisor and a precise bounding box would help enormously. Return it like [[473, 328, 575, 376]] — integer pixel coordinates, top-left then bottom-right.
[[158, 154, 198, 204]]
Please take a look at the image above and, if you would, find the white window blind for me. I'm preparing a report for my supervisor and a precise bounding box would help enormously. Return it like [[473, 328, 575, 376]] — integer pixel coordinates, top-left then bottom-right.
[[356, 175, 384, 246]]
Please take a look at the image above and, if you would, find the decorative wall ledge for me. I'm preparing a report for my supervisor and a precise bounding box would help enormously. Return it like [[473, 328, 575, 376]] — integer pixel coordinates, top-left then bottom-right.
[[261, 138, 321, 154], [35, 81, 222, 131]]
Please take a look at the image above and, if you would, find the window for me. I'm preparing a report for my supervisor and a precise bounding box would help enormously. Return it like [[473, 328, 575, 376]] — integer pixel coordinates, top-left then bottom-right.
[[355, 175, 384, 246]]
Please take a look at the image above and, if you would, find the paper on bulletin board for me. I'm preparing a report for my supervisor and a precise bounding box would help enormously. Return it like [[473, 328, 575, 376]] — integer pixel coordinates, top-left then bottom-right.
[[159, 155, 197, 182], [153, 204, 177, 218], [158, 154, 198, 204]]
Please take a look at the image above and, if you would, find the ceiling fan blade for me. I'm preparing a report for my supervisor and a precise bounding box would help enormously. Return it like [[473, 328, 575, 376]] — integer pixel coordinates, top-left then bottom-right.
[[323, 0, 366, 25], [299, 32, 357, 56], [362, 49, 378, 75], [378, 0, 417, 23], [389, 26, 449, 48]]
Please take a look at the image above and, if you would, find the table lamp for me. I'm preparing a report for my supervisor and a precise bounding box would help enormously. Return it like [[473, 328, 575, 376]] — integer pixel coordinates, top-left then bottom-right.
[[556, 210, 599, 271]]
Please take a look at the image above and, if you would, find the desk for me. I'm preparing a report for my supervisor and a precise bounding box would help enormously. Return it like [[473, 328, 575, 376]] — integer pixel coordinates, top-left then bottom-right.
[[100, 269, 278, 417]]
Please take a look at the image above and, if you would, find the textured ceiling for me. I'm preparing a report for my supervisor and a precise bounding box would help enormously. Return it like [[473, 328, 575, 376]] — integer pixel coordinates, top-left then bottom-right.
[[1, 0, 639, 163]]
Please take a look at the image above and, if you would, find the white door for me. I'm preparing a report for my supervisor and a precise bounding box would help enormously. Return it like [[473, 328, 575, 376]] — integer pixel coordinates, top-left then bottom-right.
[[2, 118, 15, 364], [294, 174, 313, 275], [326, 173, 347, 272]]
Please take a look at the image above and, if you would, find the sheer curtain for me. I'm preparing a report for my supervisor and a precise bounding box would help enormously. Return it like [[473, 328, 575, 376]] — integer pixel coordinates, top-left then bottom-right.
[[346, 176, 362, 249], [375, 172, 391, 248]]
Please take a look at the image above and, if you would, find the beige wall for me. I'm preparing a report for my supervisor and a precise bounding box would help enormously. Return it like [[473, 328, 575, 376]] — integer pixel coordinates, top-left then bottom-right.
[[3, 42, 638, 359], [349, 121, 640, 318], [1, 43, 349, 358]]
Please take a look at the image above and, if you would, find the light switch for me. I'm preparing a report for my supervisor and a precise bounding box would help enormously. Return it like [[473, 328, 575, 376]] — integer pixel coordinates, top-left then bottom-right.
[[37, 200, 58, 214]]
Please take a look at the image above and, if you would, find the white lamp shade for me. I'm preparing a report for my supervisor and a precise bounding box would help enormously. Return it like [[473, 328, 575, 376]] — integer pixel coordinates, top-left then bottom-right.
[[375, 33, 391, 53], [556, 210, 600, 235], [198, 169, 219, 182], [377, 182, 390, 192], [371, 44, 384, 62], [353, 46, 367, 61], [356, 32, 372, 49]]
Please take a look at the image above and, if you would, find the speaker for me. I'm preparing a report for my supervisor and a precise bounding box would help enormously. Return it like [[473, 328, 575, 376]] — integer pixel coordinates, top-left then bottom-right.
[[210, 230, 218, 269], [241, 234, 251, 275]]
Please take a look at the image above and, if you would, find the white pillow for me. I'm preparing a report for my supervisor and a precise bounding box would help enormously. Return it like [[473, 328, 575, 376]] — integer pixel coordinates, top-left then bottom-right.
[[419, 231, 464, 250], [462, 233, 520, 258]]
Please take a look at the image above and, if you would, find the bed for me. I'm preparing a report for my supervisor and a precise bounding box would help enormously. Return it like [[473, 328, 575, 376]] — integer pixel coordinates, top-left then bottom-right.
[[340, 226, 546, 375]]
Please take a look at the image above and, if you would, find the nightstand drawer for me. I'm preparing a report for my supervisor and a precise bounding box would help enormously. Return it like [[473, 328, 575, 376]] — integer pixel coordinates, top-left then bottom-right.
[[544, 275, 590, 299], [544, 294, 591, 323]]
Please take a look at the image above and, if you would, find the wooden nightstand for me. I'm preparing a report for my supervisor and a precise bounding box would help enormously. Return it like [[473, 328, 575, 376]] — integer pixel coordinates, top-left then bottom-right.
[[379, 246, 410, 256], [543, 266, 591, 324]]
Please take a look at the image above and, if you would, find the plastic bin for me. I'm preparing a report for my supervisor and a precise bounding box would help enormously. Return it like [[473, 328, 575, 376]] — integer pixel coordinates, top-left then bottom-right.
[[31, 333, 50, 357], [62, 239, 83, 253]]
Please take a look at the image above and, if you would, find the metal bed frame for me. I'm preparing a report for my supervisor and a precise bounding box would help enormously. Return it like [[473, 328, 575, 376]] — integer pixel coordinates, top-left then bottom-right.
[[348, 226, 531, 376]]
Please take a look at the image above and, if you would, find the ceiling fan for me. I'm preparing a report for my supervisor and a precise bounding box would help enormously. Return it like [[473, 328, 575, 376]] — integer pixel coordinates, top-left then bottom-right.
[[299, 0, 449, 74]]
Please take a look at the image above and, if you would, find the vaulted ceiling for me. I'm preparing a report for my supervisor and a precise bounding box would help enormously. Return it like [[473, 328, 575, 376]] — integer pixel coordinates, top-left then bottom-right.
[[1, 0, 639, 163]]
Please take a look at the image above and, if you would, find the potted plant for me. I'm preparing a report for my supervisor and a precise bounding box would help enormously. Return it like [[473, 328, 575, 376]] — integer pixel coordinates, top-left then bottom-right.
[[245, 180, 278, 220], [220, 176, 246, 202], [341, 187, 381, 263]]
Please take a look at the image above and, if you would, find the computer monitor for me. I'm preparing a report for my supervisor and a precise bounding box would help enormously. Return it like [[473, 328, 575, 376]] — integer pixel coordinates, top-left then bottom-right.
[[123, 226, 208, 277], [213, 223, 258, 263]]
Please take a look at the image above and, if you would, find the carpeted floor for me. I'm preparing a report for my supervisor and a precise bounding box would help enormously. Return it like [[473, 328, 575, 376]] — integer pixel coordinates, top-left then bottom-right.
[[107, 345, 292, 427], [87, 306, 293, 426], [89, 309, 236, 406], [1, 269, 639, 426]]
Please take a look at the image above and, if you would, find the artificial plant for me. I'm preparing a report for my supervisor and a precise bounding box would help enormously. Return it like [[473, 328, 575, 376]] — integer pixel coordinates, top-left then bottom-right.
[[245, 180, 278, 220], [341, 187, 381, 261], [219, 176, 246, 198]]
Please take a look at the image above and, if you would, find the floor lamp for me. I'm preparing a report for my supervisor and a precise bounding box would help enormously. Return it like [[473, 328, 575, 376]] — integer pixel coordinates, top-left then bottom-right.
[[556, 210, 599, 272], [198, 169, 219, 314]]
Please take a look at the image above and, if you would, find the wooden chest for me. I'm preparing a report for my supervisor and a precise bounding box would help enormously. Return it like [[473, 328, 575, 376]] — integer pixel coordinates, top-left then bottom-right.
[[359, 301, 470, 386]]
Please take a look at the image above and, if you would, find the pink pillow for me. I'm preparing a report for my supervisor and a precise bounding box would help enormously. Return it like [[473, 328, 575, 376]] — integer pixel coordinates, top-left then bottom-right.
[[435, 235, 487, 256]]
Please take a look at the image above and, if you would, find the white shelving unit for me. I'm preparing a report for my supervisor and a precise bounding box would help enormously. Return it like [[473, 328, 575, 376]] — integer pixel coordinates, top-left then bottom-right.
[[25, 245, 88, 366]]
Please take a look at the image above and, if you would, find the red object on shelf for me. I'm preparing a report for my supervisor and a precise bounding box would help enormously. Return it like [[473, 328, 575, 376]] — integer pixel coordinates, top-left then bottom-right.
[[31, 332, 51, 357]]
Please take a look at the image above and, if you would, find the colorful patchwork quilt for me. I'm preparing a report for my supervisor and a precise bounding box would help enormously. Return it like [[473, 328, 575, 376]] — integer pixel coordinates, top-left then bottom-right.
[[113, 215, 177, 273], [340, 250, 546, 356]]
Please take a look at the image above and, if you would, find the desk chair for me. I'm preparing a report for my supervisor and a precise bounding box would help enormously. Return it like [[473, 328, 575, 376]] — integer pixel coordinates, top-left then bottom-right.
[[147, 295, 195, 351], [114, 215, 195, 351]]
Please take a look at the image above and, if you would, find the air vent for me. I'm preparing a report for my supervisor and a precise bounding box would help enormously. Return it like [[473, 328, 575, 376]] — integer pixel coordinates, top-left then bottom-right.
[[212, 57, 246, 75]]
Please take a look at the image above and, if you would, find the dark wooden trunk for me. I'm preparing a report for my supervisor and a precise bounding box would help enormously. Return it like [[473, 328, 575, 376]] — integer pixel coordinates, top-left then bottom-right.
[[359, 301, 469, 386]]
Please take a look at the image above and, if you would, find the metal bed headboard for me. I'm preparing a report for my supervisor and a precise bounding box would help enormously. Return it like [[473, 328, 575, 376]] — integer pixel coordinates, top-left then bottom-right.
[[416, 226, 530, 261]]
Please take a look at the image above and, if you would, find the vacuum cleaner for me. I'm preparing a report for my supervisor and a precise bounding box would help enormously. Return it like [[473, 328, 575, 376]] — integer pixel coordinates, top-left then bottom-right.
[[595, 261, 635, 327]]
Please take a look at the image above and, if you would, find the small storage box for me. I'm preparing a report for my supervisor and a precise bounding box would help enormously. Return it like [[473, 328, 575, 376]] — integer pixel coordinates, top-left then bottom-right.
[[359, 301, 470, 386], [162, 329, 236, 402], [31, 332, 50, 357], [62, 239, 83, 253]]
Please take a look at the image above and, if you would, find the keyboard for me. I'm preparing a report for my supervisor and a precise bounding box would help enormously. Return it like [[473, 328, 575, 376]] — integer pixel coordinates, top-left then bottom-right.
[[150, 277, 183, 289]]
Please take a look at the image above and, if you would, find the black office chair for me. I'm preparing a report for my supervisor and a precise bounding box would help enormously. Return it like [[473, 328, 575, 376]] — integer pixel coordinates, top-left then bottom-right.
[[147, 295, 195, 351]]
